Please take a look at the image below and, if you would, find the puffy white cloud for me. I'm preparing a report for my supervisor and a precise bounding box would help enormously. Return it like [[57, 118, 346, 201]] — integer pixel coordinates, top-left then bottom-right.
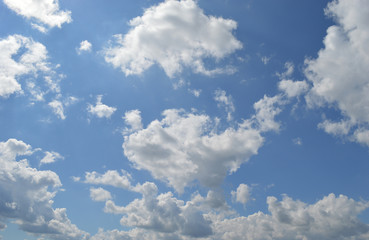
[[40, 151, 64, 165], [3, 0, 72, 32], [123, 109, 264, 193], [104, 0, 242, 78], [104, 182, 213, 238], [81, 170, 132, 190], [213, 193, 369, 240], [214, 89, 235, 121], [123, 110, 143, 133], [231, 183, 251, 205], [278, 80, 309, 98], [90, 187, 112, 202], [0, 139, 88, 239], [87, 95, 117, 119], [0, 34, 51, 98], [77, 40, 92, 54], [252, 95, 284, 132], [304, 0, 369, 146]]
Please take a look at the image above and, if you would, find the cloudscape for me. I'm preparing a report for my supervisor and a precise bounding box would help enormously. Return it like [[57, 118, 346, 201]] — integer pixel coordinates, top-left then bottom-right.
[[1, 0, 369, 239]]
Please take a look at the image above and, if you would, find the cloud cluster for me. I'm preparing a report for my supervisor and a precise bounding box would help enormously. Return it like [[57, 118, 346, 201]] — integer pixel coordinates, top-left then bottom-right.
[[0, 138, 88, 239], [3, 0, 72, 32], [213, 194, 369, 240], [305, 0, 369, 146], [86, 179, 369, 240], [0, 34, 75, 119], [104, 0, 242, 78], [231, 183, 251, 205]]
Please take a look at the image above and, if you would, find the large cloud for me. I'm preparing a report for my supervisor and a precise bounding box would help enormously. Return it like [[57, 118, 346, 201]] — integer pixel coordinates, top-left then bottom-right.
[[0, 138, 88, 239], [305, 0, 369, 146], [90, 190, 369, 240], [104, 0, 242, 78], [3, 0, 72, 32], [123, 109, 264, 193], [213, 194, 369, 240]]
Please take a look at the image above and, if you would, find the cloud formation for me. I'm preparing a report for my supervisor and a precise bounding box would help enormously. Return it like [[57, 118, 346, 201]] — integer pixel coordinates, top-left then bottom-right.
[[3, 0, 72, 32], [87, 95, 117, 119], [0, 138, 88, 239], [104, 0, 242, 78], [77, 40, 92, 54], [213, 194, 369, 240], [123, 109, 264, 193], [231, 183, 251, 205], [305, 0, 369, 146]]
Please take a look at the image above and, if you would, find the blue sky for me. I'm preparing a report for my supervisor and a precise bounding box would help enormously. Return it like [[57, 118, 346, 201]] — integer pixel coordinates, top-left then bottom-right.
[[1, 0, 369, 239]]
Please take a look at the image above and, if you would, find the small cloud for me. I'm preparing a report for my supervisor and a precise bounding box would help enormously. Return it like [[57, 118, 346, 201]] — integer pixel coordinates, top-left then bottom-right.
[[188, 89, 201, 97], [40, 151, 64, 165], [261, 56, 271, 65], [87, 95, 117, 119], [90, 187, 112, 202], [292, 137, 303, 146], [231, 183, 251, 205], [77, 40, 92, 54]]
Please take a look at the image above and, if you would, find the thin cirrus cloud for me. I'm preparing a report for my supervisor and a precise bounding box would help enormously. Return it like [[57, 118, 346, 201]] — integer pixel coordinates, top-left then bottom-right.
[[3, 0, 72, 33], [103, 0, 242, 78], [0, 138, 88, 239], [304, 0, 369, 146]]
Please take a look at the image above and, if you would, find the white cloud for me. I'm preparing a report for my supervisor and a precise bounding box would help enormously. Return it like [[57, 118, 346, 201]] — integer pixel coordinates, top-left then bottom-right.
[[77, 40, 92, 54], [87, 95, 117, 119], [123, 109, 264, 193], [0, 35, 50, 98], [214, 89, 235, 121], [123, 109, 143, 133], [48, 100, 66, 120], [104, 0, 242, 78], [104, 182, 213, 238], [0, 139, 88, 239], [90, 187, 112, 202], [40, 151, 64, 165], [3, 0, 72, 32], [81, 170, 132, 190], [213, 193, 369, 240], [252, 95, 284, 132], [292, 137, 303, 146], [278, 79, 309, 98], [304, 0, 369, 146], [231, 183, 251, 205]]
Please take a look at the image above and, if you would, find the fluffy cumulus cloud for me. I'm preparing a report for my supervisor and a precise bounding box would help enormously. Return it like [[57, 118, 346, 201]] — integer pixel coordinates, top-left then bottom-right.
[[304, 0, 369, 146], [77, 40, 92, 54], [87, 95, 117, 119], [123, 109, 264, 193], [104, 0, 242, 78], [213, 194, 369, 240], [40, 151, 64, 165], [278, 80, 309, 98], [90, 187, 112, 202], [104, 182, 213, 239], [0, 139, 88, 239], [123, 109, 143, 134], [88, 183, 369, 240], [80, 170, 132, 190], [231, 183, 251, 205], [3, 0, 72, 32], [0, 34, 51, 98]]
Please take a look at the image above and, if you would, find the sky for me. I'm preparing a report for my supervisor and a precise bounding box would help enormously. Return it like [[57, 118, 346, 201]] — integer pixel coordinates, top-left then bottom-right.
[[0, 0, 369, 239]]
